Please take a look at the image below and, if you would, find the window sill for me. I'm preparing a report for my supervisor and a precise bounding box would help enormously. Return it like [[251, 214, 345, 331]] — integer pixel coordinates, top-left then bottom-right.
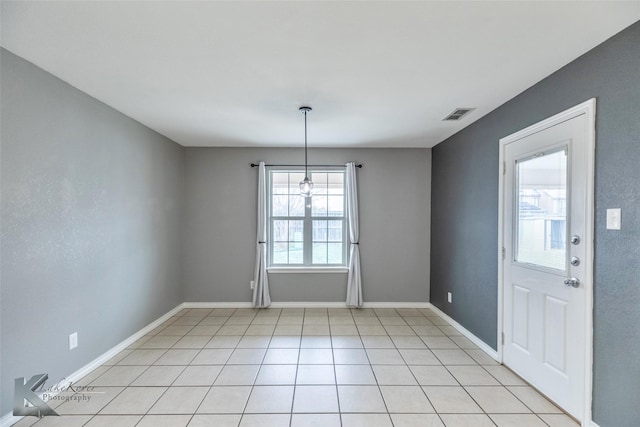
[[267, 267, 349, 274]]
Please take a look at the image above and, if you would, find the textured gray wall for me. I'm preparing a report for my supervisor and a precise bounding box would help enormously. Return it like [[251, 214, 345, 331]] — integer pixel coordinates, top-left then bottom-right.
[[183, 147, 431, 303], [0, 49, 184, 414], [430, 22, 640, 427]]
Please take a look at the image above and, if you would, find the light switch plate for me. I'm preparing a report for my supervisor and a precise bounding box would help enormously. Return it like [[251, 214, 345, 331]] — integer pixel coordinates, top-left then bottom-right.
[[606, 208, 621, 230]]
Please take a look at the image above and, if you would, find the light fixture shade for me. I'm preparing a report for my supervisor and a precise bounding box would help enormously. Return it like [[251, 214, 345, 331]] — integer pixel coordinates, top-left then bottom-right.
[[299, 176, 314, 197]]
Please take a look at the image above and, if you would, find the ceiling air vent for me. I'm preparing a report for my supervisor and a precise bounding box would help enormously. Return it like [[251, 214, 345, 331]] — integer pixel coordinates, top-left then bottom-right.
[[443, 108, 475, 121]]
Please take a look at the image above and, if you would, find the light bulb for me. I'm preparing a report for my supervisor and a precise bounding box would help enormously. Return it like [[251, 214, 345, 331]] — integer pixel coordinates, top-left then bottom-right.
[[299, 177, 314, 197]]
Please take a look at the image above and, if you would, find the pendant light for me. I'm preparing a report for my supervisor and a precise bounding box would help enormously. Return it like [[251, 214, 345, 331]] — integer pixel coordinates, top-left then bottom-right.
[[299, 106, 314, 197]]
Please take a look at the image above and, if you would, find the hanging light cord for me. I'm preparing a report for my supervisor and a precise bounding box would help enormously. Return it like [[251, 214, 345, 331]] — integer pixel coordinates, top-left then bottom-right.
[[304, 109, 308, 178]]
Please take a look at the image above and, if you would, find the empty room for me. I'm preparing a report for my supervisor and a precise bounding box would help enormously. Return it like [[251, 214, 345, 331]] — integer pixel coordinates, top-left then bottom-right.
[[1, 2, 639, 427]]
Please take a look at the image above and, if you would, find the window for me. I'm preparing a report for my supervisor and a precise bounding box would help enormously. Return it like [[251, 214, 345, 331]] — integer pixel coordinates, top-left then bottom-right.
[[268, 168, 347, 268]]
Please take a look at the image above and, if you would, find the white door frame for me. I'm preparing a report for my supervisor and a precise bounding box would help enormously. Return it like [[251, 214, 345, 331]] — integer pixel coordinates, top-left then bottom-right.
[[497, 99, 596, 425]]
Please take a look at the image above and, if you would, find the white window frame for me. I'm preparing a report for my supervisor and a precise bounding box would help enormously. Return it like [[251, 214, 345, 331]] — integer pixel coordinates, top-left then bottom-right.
[[266, 166, 348, 272]]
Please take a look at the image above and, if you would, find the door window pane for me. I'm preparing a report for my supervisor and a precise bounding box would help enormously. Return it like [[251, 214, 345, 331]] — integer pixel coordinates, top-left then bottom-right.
[[515, 149, 567, 270]]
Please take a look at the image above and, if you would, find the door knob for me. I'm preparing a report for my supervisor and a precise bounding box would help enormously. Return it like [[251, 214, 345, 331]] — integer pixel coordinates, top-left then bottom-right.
[[564, 277, 580, 288]]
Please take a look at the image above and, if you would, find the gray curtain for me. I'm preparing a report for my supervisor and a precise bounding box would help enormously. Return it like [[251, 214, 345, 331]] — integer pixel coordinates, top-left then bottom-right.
[[252, 161, 270, 307], [345, 162, 363, 307]]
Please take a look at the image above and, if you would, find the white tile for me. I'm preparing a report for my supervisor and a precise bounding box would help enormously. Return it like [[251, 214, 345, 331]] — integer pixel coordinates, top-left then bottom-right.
[[139, 336, 181, 349], [263, 348, 300, 364], [331, 336, 363, 348], [22, 415, 92, 427], [91, 366, 147, 386], [245, 386, 295, 413], [239, 414, 290, 427], [366, 349, 405, 365], [399, 349, 441, 365], [333, 349, 369, 364], [465, 386, 530, 413], [155, 349, 200, 365], [255, 364, 298, 385], [360, 336, 395, 348], [538, 414, 581, 427], [83, 415, 142, 427], [293, 386, 339, 413], [300, 336, 332, 348], [55, 387, 124, 415], [507, 386, 563, 413], [390, 414, 444, 427], [227, 348, 266, 364], [447, 366, 500, 385], [148, 387, 209, 414], [299, 348, 333, 364], [337, 386, 387, 413], [197, 386, 252, 414], [117, 349, 165, 365], [173, 365, 223, 386], [372, 365, 418, 385], [465, 349, 499, 365], [489, 414, 548, 427], [136, 415, 191, 427], [391, 336, 427, 349], [384, 325, 416, 336], [432, 349, 477, 365], [269, 335, 301, 348], [341, 414, 393, 427], [205, 336, 242, 348], [214, 365, 260, 385], [172, 336, 211, 349], [421, 386, 482, 413], [188, 415, 242, 427], [380, 386, 434, 413], [483, 366, 527, 385], [296, 364, 336, 384], [131, 366, 185, 386], [190, 349, 233, 365], [99, 387, 166, 414], [291, 413, 341, 427], [438, 414, 496, 427], [335, 365, 377, 385], [237, 336, 271, 348], [420, 336, 459, 349]]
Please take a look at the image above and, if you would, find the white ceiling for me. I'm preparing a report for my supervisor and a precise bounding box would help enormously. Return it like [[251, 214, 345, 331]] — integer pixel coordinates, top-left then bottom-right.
[[2, 1, 640, 148]]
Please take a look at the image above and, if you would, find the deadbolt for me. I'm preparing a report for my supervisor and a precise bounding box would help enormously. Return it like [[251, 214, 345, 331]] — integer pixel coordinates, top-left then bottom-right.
[[570, 256, 580, 266], [570, 235, 580, 245]]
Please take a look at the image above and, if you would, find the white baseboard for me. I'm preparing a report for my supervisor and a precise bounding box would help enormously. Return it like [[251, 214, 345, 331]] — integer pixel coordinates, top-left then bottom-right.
[[1, 303, 185, 427], [183, 301, 431, 309], [427, 303, 500, 361], [590, 421, 600, 427]]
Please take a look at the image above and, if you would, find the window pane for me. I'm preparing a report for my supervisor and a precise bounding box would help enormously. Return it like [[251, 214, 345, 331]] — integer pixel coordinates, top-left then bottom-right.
[[313, 242, 327, 264], [289, 242, 304, 264], [289, 194, 305, 217], [328, 221, 342, 242], [273, 242, 288, 264], [289, 220, 303, 242], [327, 173, 344, 195], [311, 173, 328, 195], [327, 243, 343, 264], [327, 196, 344, 217], [516, 149, 567, 270], [289, 173, 305, 193], [272, 173, 289, 195], [272, 195, 288, 216], [273, 220, 288, 242], [313, 220, 328, 242], [312, 195, 327, 216]]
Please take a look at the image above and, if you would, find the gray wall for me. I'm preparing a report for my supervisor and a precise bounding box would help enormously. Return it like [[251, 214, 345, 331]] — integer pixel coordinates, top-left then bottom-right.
[[0, 49, 185, 414], [430, 21, 640, 427], [183, 147, 431, 303]]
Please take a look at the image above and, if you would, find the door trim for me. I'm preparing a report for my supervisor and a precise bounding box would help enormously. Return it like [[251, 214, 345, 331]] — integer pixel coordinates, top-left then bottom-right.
[[497, 98, 595, 425]]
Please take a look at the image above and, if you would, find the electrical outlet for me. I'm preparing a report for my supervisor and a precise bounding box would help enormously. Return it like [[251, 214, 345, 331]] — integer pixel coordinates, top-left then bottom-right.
[[606, 208, 621, 230], [69, 332, 78, 350], [250, 281, 255, 290], [447, 292, 452, 303]]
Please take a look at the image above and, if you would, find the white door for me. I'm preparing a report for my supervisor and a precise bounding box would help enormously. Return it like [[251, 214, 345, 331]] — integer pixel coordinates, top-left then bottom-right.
[[501, 101, 594, 422]]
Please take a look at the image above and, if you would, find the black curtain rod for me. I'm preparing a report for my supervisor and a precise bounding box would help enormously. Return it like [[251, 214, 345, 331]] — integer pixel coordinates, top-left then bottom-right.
[[250, 163, 363, 168]]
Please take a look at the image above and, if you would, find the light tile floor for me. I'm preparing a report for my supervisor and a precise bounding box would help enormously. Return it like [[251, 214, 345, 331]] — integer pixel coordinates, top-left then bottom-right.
[[14, 307, 579, 427]]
